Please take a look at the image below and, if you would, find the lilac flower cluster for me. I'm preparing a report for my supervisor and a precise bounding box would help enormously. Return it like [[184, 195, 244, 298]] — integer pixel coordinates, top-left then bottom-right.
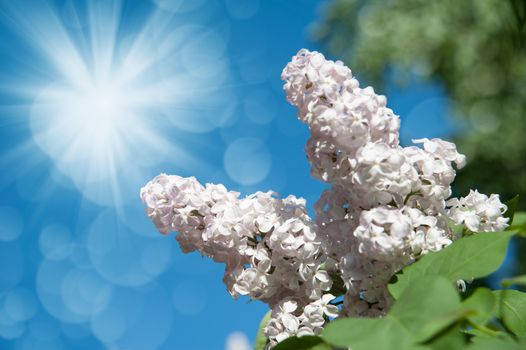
[[141, 49, 509, 348], [283, 50, 507, 319], [140, 174, 335, 346]]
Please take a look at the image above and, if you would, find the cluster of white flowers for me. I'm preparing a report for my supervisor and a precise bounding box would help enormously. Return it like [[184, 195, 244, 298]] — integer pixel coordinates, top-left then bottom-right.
[[140, 174, 334, 345], [141, 49, 510, 348], [447, 190, 509, 232], [265, 295, 338, 346], [282, 49, 509, 319]]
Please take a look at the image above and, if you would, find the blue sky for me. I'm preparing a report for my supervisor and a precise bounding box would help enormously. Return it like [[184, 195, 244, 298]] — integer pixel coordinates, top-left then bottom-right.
[[0, 1, 455, 349]]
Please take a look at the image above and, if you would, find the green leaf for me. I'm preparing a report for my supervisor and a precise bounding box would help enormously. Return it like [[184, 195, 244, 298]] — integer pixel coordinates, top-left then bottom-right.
[[447, 219, 464, 236], [504, 195, 519, 225], [493, 290, 526, 336], [461, 288, 495, 325], [323, 276, 468, 349], [255, 310, 271, 350], [416, 309, 473, 343], [389, 275, 464, 342], [272, 336, 330, 350], [509, 212, 526, 236], [502, 275, 526, 288], [426, 323, 467, 350], [467, 336, 525, 350], [323, 316, 413, 350], [389, 231, 515, 299]]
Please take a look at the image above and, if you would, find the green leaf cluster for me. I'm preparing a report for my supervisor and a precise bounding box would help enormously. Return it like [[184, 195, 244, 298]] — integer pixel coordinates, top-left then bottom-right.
[[262, 211, 526, 350]]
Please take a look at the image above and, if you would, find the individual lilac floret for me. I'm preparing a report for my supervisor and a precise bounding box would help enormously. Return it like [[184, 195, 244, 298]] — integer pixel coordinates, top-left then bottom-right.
[[447, 190, 509, 232]]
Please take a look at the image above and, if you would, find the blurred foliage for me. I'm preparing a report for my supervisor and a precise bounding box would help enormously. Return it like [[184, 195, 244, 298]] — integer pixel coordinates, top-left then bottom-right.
[[313, 0, 526, 210]]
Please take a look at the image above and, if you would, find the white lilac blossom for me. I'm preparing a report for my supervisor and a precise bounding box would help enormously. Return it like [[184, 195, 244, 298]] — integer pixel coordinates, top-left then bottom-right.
[[264, 294, 339, 347], [353, 206, 451, 264], [140, 174, 331, 307], [140, 49, 509, 348], [447, 190, 509, 232]]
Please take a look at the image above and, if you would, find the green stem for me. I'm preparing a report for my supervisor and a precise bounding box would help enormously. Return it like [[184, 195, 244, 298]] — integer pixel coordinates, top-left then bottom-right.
[[468, 320, 501, 337]]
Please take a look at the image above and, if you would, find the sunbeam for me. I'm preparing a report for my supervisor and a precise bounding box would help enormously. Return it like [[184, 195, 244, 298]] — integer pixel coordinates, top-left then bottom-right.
[[1, 0, 233, 206]]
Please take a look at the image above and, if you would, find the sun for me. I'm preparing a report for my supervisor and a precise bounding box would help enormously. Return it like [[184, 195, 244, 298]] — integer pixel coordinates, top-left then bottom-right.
[[1, 0, 233, 206]]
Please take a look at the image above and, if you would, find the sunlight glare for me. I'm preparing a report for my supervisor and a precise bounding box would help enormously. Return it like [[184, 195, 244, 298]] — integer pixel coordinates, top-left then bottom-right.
[[1, 0, 233, 206]]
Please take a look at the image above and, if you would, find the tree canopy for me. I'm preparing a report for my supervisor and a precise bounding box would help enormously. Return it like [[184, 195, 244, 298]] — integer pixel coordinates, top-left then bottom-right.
[[314, 0, 526, 209]]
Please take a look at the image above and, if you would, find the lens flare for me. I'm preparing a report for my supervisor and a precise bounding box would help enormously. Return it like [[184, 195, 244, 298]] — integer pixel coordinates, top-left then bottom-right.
[[1, 0, 233, 206]]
